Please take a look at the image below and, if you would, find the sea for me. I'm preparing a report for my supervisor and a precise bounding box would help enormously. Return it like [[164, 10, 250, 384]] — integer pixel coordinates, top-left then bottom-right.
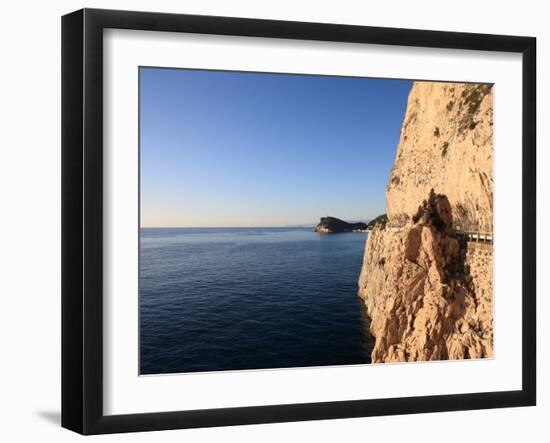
[[140, 227, 374, 375]]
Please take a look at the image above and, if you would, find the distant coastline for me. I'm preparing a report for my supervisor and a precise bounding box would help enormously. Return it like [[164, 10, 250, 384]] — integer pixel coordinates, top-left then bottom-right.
[[312, 214, 387, 234]]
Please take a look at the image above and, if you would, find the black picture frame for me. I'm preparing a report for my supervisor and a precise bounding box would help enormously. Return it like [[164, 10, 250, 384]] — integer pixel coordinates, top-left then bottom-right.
[[62, 8, 536, 435]]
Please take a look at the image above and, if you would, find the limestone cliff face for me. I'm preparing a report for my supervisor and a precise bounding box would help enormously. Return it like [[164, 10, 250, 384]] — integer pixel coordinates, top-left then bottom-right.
[[387, 82, 493, 231], [358, 81, 494, 363]]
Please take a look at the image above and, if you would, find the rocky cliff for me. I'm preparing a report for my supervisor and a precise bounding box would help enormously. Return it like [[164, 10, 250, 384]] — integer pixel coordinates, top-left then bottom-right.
[[387, 82, 493, 231], [358, 82, 493, 363]]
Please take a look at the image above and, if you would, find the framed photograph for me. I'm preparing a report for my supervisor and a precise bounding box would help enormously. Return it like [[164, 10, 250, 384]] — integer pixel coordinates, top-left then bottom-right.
[[61, 8, 536, 435]]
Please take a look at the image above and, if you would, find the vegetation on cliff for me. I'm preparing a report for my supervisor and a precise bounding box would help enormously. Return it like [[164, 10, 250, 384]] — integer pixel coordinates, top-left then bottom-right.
[[367, 214, 388, 230]]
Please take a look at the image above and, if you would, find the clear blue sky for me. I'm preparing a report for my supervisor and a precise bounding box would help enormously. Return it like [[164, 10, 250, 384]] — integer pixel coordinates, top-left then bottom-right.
[[140, 67, 411, 227]]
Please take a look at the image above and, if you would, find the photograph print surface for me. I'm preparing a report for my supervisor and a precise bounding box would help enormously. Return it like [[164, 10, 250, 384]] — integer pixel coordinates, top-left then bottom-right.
[[139, 67, 493, 375]]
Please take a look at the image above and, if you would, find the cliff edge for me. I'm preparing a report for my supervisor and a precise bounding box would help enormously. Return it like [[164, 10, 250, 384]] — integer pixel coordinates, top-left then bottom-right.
[[358, 82, 493, 363]]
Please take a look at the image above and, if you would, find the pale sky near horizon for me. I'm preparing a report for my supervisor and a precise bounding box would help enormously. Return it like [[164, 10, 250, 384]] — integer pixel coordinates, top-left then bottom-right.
[[140, 68, 412, 227]]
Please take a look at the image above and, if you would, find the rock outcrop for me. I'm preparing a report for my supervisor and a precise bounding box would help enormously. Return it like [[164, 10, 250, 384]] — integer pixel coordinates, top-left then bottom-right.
[[314, 217, 368, 233], [358, 190, 493, 362], [358, 81, 493, 363], [387, 82, 493, 231]]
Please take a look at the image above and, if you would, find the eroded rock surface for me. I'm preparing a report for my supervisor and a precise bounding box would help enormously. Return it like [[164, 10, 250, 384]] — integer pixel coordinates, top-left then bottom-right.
[[387, 82, 493, 231], [358, 81, 494, 363], [358, 191, 493, 363]]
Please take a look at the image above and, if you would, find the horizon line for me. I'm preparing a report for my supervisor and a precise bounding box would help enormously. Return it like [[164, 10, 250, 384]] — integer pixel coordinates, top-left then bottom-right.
[[140, 225, 317, 229], [140, 218, 375, 229]]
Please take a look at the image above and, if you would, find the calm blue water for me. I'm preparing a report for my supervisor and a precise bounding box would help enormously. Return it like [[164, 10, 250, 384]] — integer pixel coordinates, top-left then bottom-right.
[[140, 227, 374, 374]]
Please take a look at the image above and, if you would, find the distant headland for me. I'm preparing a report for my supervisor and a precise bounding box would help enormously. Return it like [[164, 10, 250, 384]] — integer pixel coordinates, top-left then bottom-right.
[[313, 217, 367, 233], [313, 216, 386, 234], [313, 215, 388, 234]]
